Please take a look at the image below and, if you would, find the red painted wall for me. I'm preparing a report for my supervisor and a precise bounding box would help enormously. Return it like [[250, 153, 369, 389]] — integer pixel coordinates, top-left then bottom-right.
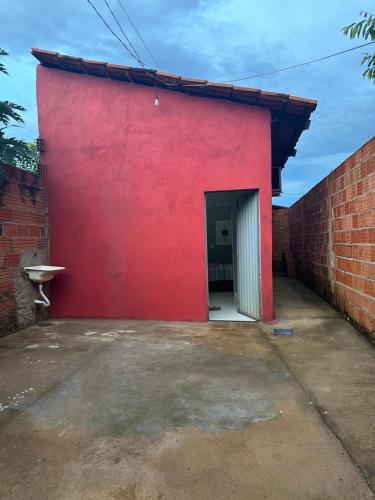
[[36, 65, 273, 321]]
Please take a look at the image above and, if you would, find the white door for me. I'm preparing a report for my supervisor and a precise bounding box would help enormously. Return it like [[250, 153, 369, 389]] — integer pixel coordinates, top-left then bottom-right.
[[236, 191, 261, 320]]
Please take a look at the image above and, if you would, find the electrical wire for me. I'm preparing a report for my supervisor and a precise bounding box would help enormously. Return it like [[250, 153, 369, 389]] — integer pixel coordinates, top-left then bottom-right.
[[116, 0, 160, 69], [226, 40, 375, 83], [87, 0, 373, 91], [85, 0, 143, 65], [185, 41, 375, 86], [103, 0, 145, 66], [85, 0, 176, 89]]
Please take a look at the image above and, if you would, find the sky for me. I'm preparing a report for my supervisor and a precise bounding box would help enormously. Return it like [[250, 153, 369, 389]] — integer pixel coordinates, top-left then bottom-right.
[[1, 0, 374, 206]]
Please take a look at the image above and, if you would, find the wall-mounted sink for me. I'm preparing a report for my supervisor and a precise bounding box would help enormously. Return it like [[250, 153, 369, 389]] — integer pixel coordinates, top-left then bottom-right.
[[24, 265, 65, 307], [24, 265, 65, 283]]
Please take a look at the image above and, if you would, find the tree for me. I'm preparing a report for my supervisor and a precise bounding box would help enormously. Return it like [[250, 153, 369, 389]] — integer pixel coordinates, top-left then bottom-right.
[[0, 49, 39, 182], [342, 11, 375, 82]]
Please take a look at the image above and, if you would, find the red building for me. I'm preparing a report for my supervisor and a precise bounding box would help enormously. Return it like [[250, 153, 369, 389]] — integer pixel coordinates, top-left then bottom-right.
[[33, 49, 316, 323]]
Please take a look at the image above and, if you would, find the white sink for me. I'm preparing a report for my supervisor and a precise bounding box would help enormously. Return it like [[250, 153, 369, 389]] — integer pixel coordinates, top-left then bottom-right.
[[24, 266, 65, 283]]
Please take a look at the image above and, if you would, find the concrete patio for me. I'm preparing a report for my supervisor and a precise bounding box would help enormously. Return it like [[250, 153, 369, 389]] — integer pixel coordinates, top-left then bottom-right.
[[0, 278, 374, 499]]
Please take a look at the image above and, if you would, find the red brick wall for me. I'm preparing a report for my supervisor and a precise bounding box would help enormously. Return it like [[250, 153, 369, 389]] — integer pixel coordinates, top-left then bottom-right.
[[0, 166, 48, 334], [289, 136, 375, 340], [272, 206, 295, 277]]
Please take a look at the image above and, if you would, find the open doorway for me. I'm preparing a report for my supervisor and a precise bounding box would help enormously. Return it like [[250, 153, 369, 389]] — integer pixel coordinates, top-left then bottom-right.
[[205, 190, 261, 322]]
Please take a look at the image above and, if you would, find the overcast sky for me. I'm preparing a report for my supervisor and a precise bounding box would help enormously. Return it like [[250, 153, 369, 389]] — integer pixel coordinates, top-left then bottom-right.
[[1, 0, 374, 205]]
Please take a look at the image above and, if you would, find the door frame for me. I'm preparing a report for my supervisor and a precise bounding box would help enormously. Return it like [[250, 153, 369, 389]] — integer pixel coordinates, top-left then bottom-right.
[[204, 189, 262, 322]]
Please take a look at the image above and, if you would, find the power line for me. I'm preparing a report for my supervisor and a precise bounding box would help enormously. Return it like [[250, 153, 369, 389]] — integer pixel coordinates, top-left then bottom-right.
[[87, 1, 373, 91], [85, 0, 143, 65], [171, 39, 374, 89], [85, 0, 175, 89], [225, 41, 375, 83], [184, 40, 375, 87], [116, 0, 160, 69], [103, 0, 145, 67]]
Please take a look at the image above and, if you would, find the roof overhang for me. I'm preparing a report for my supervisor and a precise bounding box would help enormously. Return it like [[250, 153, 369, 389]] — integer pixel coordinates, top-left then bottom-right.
[[32, 48, 317, 195]]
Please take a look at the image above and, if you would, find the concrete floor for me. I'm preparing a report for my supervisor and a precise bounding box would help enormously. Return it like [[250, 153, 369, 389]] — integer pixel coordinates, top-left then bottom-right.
[[0, 278, 374, 499], [208, 291, 255, 321]]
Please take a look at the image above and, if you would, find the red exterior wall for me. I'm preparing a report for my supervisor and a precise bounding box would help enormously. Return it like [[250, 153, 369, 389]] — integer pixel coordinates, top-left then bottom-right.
[[36, 66, 273, 322], [289, 137, 375, 340], [0, 166, 48, 334]]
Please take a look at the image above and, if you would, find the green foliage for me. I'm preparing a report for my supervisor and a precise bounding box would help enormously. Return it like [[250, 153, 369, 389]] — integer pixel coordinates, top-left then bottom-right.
[[0, 49, 39, 182], [0, 49, 9, 75], [0, 138, 39, 172], [342, 11, 375, 82]]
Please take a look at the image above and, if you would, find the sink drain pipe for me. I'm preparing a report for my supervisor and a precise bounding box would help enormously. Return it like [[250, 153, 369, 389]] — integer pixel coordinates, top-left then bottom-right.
[[34, 284, 51, 307]]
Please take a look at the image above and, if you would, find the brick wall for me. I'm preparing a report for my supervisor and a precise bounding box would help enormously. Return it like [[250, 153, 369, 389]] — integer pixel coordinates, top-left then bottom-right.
[[289, 136, 375, 340], [272, 205, 295, 277], [0, 166, 49, 334]]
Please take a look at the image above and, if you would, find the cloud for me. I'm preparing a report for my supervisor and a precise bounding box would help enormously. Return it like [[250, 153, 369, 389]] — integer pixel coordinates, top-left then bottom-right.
[[1, 0, 374, 203]]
